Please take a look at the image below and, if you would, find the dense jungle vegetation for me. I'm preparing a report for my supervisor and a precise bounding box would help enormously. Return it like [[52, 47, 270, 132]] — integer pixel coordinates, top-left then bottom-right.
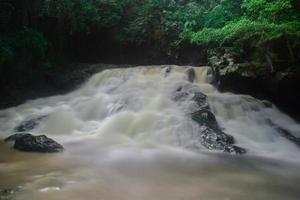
[[0, 0, 300, 90]]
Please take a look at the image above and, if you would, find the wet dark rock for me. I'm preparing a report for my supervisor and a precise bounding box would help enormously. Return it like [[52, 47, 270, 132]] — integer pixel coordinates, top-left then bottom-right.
[[172, 84, 207, 105], [266, 119, 300, 147], [261, 100, 273, 108], [198, 126, 245, 154], [14, 116, 46, 132], [191, 110, 218, 129], [5, 133, 64, 153], [186, 68, 196, 82], [172, 84, 246, 154], [191, 92, 208, 109], [231, 145, 247, 154], [172, 84, 191, 101], [4, 133, 32, 142], [276, 127, 300, 147], [172, 90, 189, 102], [164, 66, 172, 77], [0, 188, 18, 200]]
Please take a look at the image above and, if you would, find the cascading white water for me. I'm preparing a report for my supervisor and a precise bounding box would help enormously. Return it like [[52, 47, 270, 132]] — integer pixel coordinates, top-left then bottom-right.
[[1, 65, 300, 200]]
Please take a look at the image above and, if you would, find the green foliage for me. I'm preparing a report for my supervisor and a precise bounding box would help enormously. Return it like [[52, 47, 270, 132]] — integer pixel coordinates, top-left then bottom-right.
[[2, 0, 300, 73], [189, 19, 300, 47], [16, 29, 48, 58], [45, 0, 99, 33], [43, 0, 125, 33], [203, 0, 243, 28], [0, 29, 48, 66], [181, 0, 300, 69], [242, 0, 298, 22], [117, 0, 207, 48], [118, 0, 183, 45]]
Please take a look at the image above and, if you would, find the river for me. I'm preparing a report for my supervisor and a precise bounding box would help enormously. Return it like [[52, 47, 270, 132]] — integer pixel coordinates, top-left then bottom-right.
[[0, 65, 300, 200]]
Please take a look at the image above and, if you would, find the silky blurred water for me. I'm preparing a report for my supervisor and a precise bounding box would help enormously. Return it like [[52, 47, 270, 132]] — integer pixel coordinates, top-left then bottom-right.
[[0, 65, 300, 200]]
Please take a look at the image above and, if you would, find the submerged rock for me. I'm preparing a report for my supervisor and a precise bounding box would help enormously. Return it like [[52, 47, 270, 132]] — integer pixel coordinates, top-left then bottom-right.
[[276, 127, 300, 147], [0, 188, 18, 200], [172, 86, 190, 101], [172, 84, 208, 105], [14, 116, 46, 132], [164, 66, 172, 77], [4, 133, 64, 153], [266, 119, 300, 147]]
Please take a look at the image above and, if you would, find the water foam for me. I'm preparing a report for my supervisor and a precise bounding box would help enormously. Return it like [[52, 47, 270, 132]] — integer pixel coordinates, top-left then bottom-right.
[[0, 65, 300, 161]]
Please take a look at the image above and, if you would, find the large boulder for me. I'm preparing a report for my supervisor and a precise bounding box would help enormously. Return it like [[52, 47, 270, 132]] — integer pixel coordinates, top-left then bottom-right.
[[4, 133, 64, 153]]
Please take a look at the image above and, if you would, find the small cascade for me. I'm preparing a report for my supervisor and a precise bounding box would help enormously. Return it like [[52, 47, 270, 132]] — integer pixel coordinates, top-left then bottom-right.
[[0, 65, 300, 158]]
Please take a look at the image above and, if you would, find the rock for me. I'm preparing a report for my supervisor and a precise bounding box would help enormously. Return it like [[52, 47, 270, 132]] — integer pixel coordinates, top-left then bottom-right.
[[231, 145, 247, 154], [261, 100, 273, 108], [172, 90, 189, 102], [198, 126, 244, 154], [186, 68, 196, 82], [14, 116, 46, 132], [276, 127, 300, 147], [172, 84, 207, 105], [4, 133, 31, 142], [5, 133, 64, 153], [172, 86, 190, 101], [172, 84, 246, 154], [206, 67, 216, 84], [266, 119, 300, 147], [164, 66, 172, 77], [191, 92, 208, 109], [191, 110, 218, 129], [0, 188, 18, 200]]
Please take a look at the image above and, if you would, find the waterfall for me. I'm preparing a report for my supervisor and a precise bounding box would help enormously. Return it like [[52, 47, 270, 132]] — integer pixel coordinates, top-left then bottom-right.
[[0, 65, 300, 200]]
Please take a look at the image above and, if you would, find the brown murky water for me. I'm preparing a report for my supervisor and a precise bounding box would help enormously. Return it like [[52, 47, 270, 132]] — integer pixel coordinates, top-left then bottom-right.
[[1, 141, 300, 200]]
